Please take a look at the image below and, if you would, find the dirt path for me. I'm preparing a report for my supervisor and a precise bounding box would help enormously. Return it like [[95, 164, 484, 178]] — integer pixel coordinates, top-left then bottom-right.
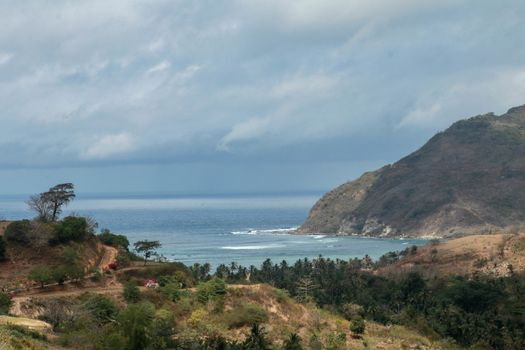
[[98, 244, 118, 271]]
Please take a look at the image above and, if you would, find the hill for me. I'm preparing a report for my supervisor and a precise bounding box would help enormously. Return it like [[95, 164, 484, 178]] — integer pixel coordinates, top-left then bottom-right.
[[8, 282, 450, 350], [299, 105, 525, 238], [0, 218, 114, 291], [379, 232, 525, 278]]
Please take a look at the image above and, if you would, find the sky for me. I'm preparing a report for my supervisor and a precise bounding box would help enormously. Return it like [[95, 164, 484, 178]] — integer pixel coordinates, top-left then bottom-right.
[[1, 0, 525, 196]]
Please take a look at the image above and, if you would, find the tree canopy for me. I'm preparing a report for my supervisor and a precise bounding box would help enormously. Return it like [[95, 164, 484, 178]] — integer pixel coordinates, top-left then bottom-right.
[[27, 183, 76, 222], [134, 240, 162, 265]]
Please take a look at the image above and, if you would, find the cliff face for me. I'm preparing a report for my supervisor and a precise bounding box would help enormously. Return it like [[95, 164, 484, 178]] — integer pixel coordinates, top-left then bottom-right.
[[299, 105, 525, 238]]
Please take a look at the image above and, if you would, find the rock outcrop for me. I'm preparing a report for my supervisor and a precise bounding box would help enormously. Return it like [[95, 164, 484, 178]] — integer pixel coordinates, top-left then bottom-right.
[[299, 105, 525, 238]]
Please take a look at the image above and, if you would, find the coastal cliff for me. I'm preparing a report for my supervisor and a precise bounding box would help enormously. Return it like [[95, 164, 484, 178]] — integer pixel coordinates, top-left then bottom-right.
[[299, 105, 525, 238]]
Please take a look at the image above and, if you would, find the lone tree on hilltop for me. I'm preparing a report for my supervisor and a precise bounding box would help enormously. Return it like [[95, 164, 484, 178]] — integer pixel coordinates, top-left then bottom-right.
[[28, 183, 76, 222], [133, 240, 162, 265]]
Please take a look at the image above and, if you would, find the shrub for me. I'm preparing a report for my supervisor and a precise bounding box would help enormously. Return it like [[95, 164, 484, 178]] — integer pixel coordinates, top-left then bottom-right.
[[52, 266, 69, 285], [283, 333, 304, 350], [28, 266, 53, 288], [98, 229, 130, 250], [188, 308, 208, 327], [82, 294, 118, 325], [350, 316, 366, 335], [0, 292, 12, 315], [123, 280, 141, 303], [65, 264, 85, 282], [160, 282, 180, 302], [4, 220, 32, 244], [342, 303, 364, 321], [196, 278, 227, 304], [51, 216, 89, 244], [243, 324, 271, 350], [275, 289, 291, 304], [225, 303, 268, 329], [117, 302, 155, 350]]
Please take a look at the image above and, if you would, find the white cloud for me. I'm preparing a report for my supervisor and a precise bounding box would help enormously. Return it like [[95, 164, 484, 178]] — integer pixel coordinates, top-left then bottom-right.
[[146, 60, 171, 74], [218, 117, 270, 151], [0, 53, 12, 65], [81, 133, 136, 160]]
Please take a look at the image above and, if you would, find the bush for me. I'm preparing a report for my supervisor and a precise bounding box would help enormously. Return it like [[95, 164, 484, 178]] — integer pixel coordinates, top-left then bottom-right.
[[28, 266, 53, 288], [82, 294, 118, 324], [4, 220, 31, 244], [117, 302, 155, 350], [350, 316, 366, 335], [51, 216, 89, 244], [52, 266, 69, 285], [123, 280, 141, 303], [0, 292, 12, 315], [65, 264, 85, 282], [225, 303, 268, 329], [196, 278, 227, 304], [98, 229, 130, 250], [160, 282, 180, 302]]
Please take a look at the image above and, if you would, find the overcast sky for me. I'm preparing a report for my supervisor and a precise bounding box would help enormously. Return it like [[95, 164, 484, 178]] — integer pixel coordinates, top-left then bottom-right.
[[1, 0, 525, 195]]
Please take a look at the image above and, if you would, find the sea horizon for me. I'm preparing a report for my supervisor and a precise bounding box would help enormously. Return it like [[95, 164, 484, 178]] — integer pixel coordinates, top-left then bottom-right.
[[0, 192, 425, 268]]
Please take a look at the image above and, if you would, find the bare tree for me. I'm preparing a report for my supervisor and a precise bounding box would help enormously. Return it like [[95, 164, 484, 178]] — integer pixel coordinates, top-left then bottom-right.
[[27, 194, 53, 222], [296, 276, 319, 303], [27, 183, 76, 222]]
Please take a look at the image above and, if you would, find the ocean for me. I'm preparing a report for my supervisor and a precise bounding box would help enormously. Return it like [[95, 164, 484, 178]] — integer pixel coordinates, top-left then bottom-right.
[[0, 193, 426, 268]]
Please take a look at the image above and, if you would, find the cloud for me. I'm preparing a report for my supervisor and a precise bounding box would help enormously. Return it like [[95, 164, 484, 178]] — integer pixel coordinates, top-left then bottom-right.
[[0, 0, 524, 171], [218, 117, 270, 151], [81, 133, 136, 160], [146, 60, 170, 74], [0, 53, 12, 65]]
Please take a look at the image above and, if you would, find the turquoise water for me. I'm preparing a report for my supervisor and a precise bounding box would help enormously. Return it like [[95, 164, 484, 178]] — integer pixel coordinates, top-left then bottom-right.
[[0, 194, 426, 268]]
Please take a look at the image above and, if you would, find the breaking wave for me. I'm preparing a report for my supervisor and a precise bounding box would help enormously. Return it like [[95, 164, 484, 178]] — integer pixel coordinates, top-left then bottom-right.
[[220, 244, 286, 250], [230, 227, 298, 235]]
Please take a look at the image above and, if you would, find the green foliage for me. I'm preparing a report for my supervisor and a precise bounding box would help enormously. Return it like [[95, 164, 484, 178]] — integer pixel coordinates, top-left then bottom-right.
[[275, 288, 290, 304], [196, 278, 227, 304], [325, 332, 347, 350], [223, 255, 525, 349], [51, 216, 89, 244], [133, 240, 162, 265], [123, 280, 141, 303], [243, 324, 271, 350], [0, 292, 12, 315], [82, 294, 118, 325], [160, 282, 181, 302], [225, 303, 268, 329], [98, 229, 130, 250], [65, 264, 85, 281], [27, 183, 76, 223], [51, 265, 69, 285], [117, 302, 155, 350], [283, 333, 303, 350], [4, 220, 31, 244], [28, 266, 53, 288], [350, 316, 366, 335]]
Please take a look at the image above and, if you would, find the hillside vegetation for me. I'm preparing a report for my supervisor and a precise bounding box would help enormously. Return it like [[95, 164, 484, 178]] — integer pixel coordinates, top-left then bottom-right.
[[299, 104, 525, 238]]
